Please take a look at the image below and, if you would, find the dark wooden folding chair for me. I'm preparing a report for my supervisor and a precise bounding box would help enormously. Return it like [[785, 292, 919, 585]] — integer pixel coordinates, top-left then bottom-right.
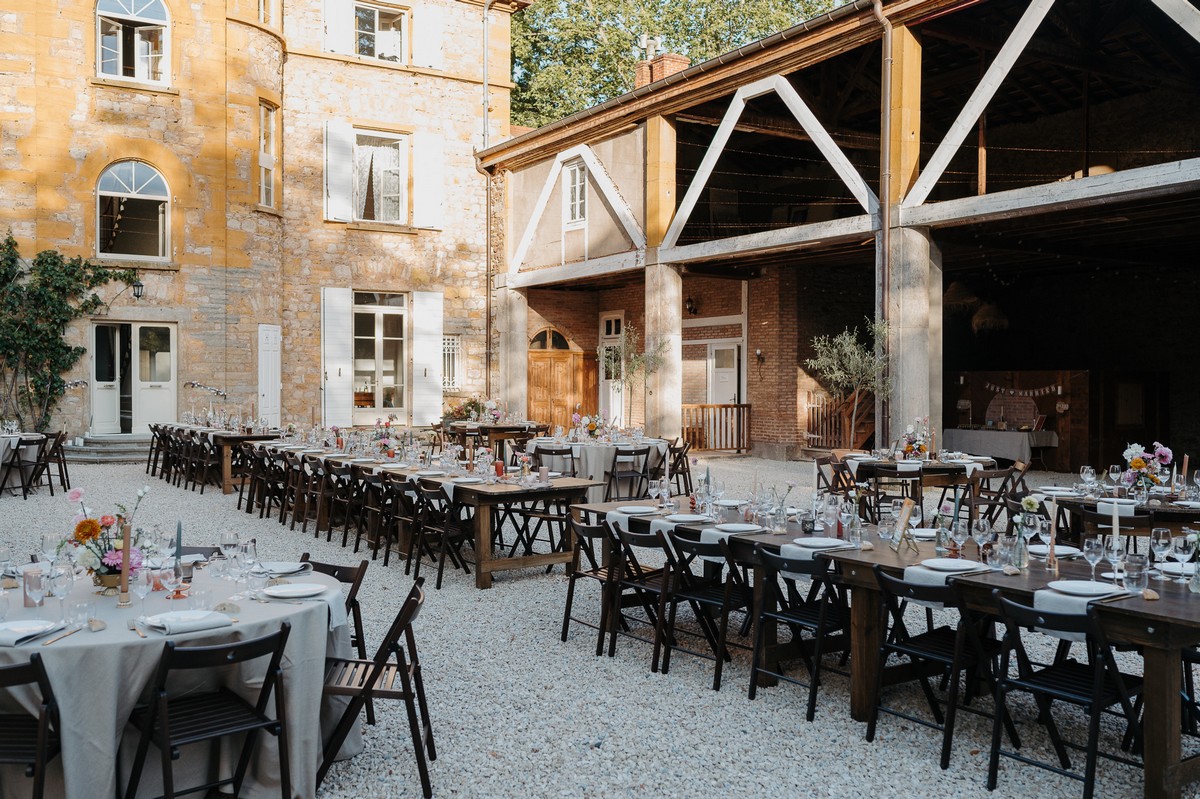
[[1, 436, 50, 499], [560, 516, 618, 656], [300, 553, 369, 660], [603, 445, 651, 501], [0, 652, 60, 799], [122, 623, 292, 799], [46, 431, 70, 491], [414, 482, 474, 589], [319, 579, 436, 798]]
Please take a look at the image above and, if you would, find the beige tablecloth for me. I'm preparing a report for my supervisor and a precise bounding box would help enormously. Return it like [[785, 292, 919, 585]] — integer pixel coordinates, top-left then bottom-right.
[[0, 434, 44, 491], [0, 569, 359, 799], [529, 438, 669, 503], [942, 428, 1059, 463]]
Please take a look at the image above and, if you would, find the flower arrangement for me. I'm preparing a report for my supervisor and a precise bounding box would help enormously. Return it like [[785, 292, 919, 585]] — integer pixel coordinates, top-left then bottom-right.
[[66, 486, 149, 575], [1122, 441, 1172, 489], [935, 502, 955, 527], [444, 396, 492, 422], [374, 414, 399, 451], [901, 416, 930, 458], [571, 407, 600, 437]]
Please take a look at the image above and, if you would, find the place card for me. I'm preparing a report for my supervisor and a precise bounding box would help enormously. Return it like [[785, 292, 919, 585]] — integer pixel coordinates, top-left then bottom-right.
[[890, 498, 920, 554]]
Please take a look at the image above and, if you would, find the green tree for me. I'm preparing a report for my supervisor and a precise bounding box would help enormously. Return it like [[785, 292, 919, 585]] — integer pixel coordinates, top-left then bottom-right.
[[600, 323, 668, 428], [805, 317, 891, 447], [512, 0, 838, 128], [0, 233, 136, 431]]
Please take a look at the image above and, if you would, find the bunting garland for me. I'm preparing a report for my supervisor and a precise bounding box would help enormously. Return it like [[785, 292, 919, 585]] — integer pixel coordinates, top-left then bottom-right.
[[982, 382, 1061, 397]]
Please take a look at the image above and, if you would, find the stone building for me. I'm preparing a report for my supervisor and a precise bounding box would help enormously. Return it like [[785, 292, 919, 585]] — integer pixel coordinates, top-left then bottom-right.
[[478, 0, 1200, 468], [1, 0, 524, 435]]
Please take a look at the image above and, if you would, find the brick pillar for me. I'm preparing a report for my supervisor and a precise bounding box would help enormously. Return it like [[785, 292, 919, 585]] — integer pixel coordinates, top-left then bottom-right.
[[651, 52, 690, 82], [634, 60, 652, 88], [886, 227, 942, 444], [748, 268, 801, 459], [497, 286, 528, 417], [644, 263, 682, 440]]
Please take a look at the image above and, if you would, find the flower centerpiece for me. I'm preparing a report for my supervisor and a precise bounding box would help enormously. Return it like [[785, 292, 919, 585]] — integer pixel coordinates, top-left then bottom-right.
[[374, 413, 399, 455], [1122, 441, 1172, 491], [66, 486, 150, 589], [444, 396, 487, 422], [901, 416, 930, 459], [571, 409, 599, 438]]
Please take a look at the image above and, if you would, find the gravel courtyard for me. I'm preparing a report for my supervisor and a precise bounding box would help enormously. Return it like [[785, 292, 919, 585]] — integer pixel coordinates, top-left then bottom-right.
[[2, 458, 1153, 799]]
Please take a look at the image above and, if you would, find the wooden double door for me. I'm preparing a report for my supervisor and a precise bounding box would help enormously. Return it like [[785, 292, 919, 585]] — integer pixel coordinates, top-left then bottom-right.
[[528, 350, 598, 431]]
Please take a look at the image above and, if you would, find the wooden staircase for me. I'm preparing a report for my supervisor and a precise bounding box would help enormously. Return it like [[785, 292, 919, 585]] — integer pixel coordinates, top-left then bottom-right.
[[806, 390, 876, 453]]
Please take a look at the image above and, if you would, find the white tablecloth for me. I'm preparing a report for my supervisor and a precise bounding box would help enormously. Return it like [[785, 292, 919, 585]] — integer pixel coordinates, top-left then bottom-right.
[[529, 439, 669, 503], [942, 429, 1059, 463], [0, 570, 359, 799], [0, 434, 44, 491]]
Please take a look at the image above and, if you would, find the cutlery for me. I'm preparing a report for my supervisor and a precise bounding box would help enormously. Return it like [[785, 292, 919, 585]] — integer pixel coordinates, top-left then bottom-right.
[[1094, 592, 1132, 604], [42, 625, 82, 646], [127, 619, 147, 638]]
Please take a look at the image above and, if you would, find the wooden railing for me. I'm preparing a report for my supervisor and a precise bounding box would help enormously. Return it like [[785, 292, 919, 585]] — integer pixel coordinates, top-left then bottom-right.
[[806, 390, 876, 450], [681, 404, 751, 453]]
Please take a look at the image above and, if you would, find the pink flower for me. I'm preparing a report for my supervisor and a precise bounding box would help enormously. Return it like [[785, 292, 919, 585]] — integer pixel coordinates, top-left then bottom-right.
[[101, 546, 143, 571], [67, 488, 84, 503], [1154, 442, 1173, 465], [99, 514, 117, 529], [940, 503, 953, 515]]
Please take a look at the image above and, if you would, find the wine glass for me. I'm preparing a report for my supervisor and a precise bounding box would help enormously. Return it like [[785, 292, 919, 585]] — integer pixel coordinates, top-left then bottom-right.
[[972, 519, 993, 564], [1109, 465, 1123, 493], [1150, 528, 1171, 581], [1103, 535, 1125, 584], [839, 501, 856, 535], [133, 566, 154, 620], [659, 478, 674, 511], [890, 499, 903, 520], [1082, 537, 1104, 583], [1036, 518, 1053, 548], [158, 529, 177, 560], [647, 480, 661, 509], [41, 533, 61, 564], [240, 540, 257, 570], [25, 570, 46, 619], [161, 558, 184, 600], [220, 530, 240, 561], [0, 545, 13, 576], [1079, 465, 1096, 491], [48, 562, 74, 623], [951, 521, 969, 555], [1169, 535, 1196, 584]]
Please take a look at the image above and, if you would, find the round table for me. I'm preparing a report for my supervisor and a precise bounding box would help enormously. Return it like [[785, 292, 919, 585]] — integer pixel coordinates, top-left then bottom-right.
[[529, 438, 669, 503], [0, 567, 358, 799], [0, 434, 45, 492]]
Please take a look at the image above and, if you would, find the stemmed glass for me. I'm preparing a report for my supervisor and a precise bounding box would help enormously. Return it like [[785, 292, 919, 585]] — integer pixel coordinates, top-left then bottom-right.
[[161, 558, 184, 600], [1170, 535, 1197, 584], [220, 530, 240, 572], [972, 519, 993, 564], [1103, 535, 1125, 584], [0, 545, 13, 576], [1150, 528, 1171, 581], [647, 480, 661, 509], [890, 499, 903, 520], [239, 540, 258, 571], [950, 521, 969, 556], [1108, 465, 1123, 493], [158, 529, 177, 561], [41, 533, 61, 564], [659, 478, 673, 511], [710, 480, 725, 515], [839, 501, 856, 536], [1082, 537, 1104, 582], [1079, 466, 1096, 493], [48, 561, 74, 623], [133, 566, 155, 620], [1019, 514, 1040, 562], [1036, 518, 1054, 550], [25, 571, 45, 619]]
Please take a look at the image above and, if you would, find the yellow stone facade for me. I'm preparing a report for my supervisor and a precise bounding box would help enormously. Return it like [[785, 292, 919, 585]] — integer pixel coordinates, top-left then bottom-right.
[[0, 0, 520, 433]]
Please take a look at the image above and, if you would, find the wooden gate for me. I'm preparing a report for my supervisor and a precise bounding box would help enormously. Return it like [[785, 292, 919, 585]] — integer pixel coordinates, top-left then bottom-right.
[[528, 351, 597, 431]]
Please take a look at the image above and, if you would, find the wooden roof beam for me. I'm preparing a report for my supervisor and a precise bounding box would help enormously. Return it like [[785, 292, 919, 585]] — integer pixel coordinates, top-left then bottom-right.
[[675, 110, 880, 150]]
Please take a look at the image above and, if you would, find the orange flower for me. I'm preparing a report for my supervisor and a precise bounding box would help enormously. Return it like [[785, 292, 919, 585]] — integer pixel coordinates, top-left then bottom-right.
[[74, 518, 102, 543], [1131, 457, 1147, 470]]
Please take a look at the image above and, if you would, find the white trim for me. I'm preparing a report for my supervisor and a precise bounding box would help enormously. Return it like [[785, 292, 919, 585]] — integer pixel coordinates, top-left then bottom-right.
[[508, 250, 645, 289], [682, 314, 743, 329], [902, 0, 1057, 209], [900, 157, 1200, 228], [681, 336, 744, 347], [662, 74, 878, 249], [509, 144, 646, 271], [1150, 0, 1200, 42], [661, 213, 875, 264]]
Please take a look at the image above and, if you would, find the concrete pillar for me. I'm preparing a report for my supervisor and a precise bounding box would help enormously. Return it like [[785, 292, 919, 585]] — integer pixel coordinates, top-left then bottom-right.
[[644, 263, 682, 439], [496, 286, 528, 417], [886, 227, 942, 445]]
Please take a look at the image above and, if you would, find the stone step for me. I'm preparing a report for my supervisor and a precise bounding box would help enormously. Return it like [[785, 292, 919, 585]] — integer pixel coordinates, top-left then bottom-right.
[[64, 435, 152, 465]]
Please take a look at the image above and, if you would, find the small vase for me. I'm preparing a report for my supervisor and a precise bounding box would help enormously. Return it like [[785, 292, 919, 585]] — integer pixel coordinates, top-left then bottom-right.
[[95, 572, 121, 597]]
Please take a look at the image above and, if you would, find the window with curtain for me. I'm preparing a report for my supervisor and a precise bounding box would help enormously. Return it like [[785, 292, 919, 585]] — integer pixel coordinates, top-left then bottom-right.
[[354, 3, 406, 62], [96, 0, 169, 85], [354, 130, 409, 223]]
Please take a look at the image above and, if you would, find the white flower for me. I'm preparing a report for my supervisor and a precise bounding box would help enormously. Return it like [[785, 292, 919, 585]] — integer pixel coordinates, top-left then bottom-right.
[[77, 549, 100, 571], [137, 487, 147, 498], [1123, 443, 1144, 463], [906, 425, 915, 434]]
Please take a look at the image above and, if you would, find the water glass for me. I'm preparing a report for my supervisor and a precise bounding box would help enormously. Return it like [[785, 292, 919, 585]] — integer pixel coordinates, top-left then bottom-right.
[[1121, 554, 1148, 596], [877, 519, 894, 542], [70, 600, 94, 628], [188, 588, 213, 612], [1150, 528, 1171, 580]]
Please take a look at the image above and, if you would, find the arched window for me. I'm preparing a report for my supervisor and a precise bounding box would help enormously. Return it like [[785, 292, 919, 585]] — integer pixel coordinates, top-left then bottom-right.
[[96, 0, 170, 85], [97, 161, 169, 260], [529, 328, 570, 350]]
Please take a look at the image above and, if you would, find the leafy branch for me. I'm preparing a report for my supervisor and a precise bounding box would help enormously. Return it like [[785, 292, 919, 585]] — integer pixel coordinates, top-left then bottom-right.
[[805, 317, 891, 445], [600, 323, 668, 428]]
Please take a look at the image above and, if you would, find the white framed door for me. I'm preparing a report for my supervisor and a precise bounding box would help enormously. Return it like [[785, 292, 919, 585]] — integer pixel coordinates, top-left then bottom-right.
[[598, 312, 624, 426], [91, 324, 122, 434], [258, 324, 282, 427], [707, 344, 740, 404], [133, 323, 176, 433]]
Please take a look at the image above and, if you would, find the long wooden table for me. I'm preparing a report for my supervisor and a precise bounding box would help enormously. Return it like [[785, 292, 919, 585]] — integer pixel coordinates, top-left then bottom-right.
[[1052, 493, 1200, 535]]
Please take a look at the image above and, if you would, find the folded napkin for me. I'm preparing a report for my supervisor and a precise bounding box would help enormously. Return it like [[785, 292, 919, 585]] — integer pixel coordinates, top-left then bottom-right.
[[179, 553, 207, 564], [778, 542, 821, 580], [901, 566, 950, 608], [145, 612, 233, 635], [0, 622, 66, 647], [649, 518, 678, 538], [1032, 588, 1118, 642], [698, 528, 733, 564], [605, 512, 633, 534]]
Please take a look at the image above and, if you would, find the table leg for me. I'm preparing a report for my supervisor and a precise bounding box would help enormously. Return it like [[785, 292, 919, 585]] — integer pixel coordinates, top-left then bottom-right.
[[475, 503, 493, 590], [1142, 644, 1183, 799], [221, 444, 234, 495], [849, 586, 883, 721]]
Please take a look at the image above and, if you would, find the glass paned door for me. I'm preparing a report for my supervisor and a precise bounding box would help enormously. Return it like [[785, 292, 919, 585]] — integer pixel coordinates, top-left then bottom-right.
[[92, 324, 122, 434], [134, 324, 175, 431], [351, 304, 407, 422]]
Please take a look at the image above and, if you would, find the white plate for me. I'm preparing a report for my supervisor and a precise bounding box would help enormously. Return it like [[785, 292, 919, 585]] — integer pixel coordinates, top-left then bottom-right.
[[261, 561, 308, 575], [922, 558, 982, 572], [546, 471, 562, 478], [1159, 562, 1198, 576], [1103, 498, 1139, 506], [716, 499, 745, 507], [615, 506, 657, 515], [262, 583, 327, 599], [1047, 580, 1122, 597], [452, 477, 483, 484], [0, 620, 56, 636], [1036, 486, 1078, 494], [1027, 545, 1082, 558], [793, 537, 843, 549], [715, 523, 761, 533], [1174, 501, 1200, 509], [910, 528, 938, 540], [415, 470, 445, 477], [664, 514, 707, 523], [846, 455, 879, 461], [1150, 486, 1171, 494]]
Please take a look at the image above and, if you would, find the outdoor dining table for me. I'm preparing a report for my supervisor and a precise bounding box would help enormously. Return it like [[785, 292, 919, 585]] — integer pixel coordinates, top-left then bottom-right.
[[0, 567, 359, 799], [446, 421, 544, 461], [166, 424, 281, 495], [0, 433, 44, 492], [529, 437, 670, 503], [1046, 491, 1200, 534]]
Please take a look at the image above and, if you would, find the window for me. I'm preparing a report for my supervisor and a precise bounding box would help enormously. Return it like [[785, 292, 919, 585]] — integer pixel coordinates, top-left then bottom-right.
[[355, 3, 406, 62], [96, 0, 169, 85], [258, 0, 274, 25], [259, 103, 277, 208], [352, 292, 406, 411], [354, 130, 410, 223], [97, 161, 169, 260], [565, 161, 587, 226], [442, 335, 461, 390]]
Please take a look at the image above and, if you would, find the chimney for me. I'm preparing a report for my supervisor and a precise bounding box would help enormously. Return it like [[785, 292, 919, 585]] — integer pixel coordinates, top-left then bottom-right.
[[634, 52, 690, 88]]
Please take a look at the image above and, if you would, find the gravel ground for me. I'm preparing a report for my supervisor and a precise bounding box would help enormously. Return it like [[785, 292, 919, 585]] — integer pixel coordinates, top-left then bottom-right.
[[2, 458, 1161, 799]]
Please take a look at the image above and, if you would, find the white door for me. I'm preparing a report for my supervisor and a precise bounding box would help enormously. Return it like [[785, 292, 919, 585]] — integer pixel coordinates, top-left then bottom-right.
[[133, 323, 176, 433], [92, 324, 122, 435], [707, 344, 740, 404], [257, 324, 282, 427], [599, 342, 624, 427]]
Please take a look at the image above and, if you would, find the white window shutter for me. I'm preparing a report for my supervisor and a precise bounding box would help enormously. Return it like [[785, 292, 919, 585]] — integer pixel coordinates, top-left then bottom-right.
[[321, 287, 354, 427], [411, 291, 444, 427], [323, 0, 353, 54], [324, 120, 354, 222], [411, 2, 445, 69], [412, 131, 444, 229]]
